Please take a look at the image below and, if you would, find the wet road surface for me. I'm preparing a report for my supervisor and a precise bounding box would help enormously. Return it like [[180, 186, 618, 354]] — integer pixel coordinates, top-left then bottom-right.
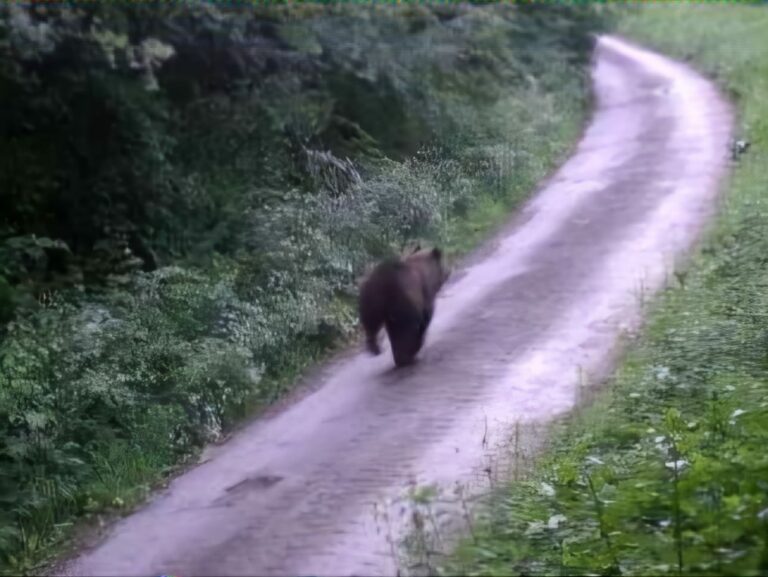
[[58, 36, 733, 577]]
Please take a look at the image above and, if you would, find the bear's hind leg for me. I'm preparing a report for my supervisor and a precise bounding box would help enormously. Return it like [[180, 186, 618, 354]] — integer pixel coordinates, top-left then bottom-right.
[[366, 331, 382, 355], [361, 314, 383, 355], [420, 308, 433, 339], [363, 321, 382, 355], [387, 320, 422, 368], [413, 307, 433, 354]]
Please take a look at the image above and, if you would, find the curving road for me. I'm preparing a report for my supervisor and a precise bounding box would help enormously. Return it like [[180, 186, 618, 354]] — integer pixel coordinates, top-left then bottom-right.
[[58, 36, 732, 577]]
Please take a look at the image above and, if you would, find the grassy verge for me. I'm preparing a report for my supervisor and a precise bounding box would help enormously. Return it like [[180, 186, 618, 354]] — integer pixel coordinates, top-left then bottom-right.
[[0, 4, 604, 573], [439, 5, 768, 577]]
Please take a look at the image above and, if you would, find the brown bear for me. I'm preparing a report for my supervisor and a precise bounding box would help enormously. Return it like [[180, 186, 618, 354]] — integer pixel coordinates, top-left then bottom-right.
[[358, 246, 449, 367]]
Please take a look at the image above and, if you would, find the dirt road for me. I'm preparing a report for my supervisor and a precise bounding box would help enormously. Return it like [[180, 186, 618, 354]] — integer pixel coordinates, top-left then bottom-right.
[[58, 36, 732, 577]]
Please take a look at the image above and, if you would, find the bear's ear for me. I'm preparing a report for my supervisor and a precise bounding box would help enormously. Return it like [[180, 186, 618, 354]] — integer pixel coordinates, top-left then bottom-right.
[[432, 247, 442, 260]]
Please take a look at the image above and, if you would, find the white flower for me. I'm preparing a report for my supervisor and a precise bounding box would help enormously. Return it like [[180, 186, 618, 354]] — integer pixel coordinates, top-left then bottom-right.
[[654, 366, 671, 381], [539, 482, 556, 497], [547, 514, 567, 529]]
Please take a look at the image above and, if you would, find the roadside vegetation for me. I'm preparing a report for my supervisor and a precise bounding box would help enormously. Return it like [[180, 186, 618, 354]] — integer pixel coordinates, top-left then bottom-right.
[[0, 2, 608, 572], [440, 5, 768, 576]]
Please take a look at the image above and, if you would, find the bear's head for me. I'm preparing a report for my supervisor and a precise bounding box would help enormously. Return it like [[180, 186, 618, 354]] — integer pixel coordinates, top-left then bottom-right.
[[406, 246, 450, 296]]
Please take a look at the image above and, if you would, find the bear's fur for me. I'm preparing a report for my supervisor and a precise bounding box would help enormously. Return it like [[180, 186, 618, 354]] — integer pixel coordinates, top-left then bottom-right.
[[358, 246, 449, 367]]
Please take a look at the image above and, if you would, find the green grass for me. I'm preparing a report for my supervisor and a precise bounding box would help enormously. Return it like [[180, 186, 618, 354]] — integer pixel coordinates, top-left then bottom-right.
[[438, 5, 768, 577], [441, 121, 584, 260]]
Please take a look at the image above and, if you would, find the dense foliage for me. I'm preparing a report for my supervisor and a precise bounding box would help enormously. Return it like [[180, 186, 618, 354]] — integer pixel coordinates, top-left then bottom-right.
[[441, 5, 768, 576], [0, 2, 606, 571]]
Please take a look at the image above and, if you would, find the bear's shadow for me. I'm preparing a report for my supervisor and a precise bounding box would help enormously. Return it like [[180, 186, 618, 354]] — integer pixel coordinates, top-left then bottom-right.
[[376, 357, 422, 386]]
